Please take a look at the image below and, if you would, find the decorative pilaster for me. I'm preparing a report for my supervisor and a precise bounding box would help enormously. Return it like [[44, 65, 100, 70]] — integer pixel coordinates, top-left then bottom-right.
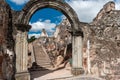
[[15, 24, 31, 80], [72, 30, 84, 75]]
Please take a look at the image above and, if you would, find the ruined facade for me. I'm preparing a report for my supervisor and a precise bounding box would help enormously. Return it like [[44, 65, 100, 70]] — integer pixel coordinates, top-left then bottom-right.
[[11, 0, 83, 80], [28, 18, 72, 71], [0, 0, 120, 80], [81, 1, 120, 80], [0, 0, 15, 80], [40, 29, 48, 37]]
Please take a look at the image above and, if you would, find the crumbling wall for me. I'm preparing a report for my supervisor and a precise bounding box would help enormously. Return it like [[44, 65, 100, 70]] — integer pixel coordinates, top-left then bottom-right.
[[82, 1, 120, 80], [0, 1, 15, 80]]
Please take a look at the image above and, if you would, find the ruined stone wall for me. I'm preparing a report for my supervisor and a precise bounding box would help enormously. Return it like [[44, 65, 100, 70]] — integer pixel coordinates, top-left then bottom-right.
[[0, 1, 15, 80], [1, 0, 120, 80], [82, 2, 120, 80], [0, 1, 9, 45], [0, 0, 14, 49]]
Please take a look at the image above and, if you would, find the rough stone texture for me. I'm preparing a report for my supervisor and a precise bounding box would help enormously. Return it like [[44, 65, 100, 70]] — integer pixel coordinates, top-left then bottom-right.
[[0, 0, 120, 80], [15, 72, 30, 80], [0, 0, 14, 49], [66, 77, 103, 80], [0, 0, 15, 80], [12, 0, 82, 78], [12, 0, 82, 79], [29, 38, 53, 70], [71, 68, 84, 76], [13, 0, 81, 31], [81, 1, 120, 80], [15, 27, 30, 80], [28, 19, 72, 70]]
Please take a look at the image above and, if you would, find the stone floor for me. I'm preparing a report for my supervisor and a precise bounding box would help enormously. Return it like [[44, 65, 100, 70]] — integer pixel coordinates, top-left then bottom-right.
[[31, 68, 72, 80], [30, 68, 104, 80]]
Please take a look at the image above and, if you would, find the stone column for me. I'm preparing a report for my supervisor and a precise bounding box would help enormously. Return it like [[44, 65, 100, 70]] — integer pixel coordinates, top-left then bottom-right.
[[72, 31, 84, 75], [14, 24, 31, 80]]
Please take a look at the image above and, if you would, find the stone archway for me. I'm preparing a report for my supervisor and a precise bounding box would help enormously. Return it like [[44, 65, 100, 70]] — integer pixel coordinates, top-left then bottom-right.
[[16, 0, 80, 30], [14, 0, 83, 80]]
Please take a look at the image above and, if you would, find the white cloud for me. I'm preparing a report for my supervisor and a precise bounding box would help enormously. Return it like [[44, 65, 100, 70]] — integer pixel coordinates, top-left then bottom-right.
[[10, 0, 120, 22], [10, 0, 29, 5], [24, 0, 120, 38], [55, 15, 66, 24], [66, 0, 120, 22], [29, 19, 56, 36], [116, 3, 120, 10], [59, 15, 66, 20]]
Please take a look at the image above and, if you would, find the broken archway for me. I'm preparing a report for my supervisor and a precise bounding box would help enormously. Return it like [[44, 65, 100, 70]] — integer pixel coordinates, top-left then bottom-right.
[[13, 0, 83, 80]]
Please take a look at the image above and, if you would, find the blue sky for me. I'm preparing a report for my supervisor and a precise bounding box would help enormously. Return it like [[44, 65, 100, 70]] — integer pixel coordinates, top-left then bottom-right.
[[29, 8, 65, 37], [6, 0, 65, 38], [30, 8, 64, 24], [6, 0, 120, 38], [6, 0, 64, 23]]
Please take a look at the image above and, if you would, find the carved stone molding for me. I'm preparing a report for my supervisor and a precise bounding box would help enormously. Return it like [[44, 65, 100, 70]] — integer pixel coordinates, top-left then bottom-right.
[[15, 0, 80, 31]]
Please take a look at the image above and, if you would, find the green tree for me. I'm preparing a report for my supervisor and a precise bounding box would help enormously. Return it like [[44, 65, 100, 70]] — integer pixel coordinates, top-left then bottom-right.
[[28, 36, 36, 43]]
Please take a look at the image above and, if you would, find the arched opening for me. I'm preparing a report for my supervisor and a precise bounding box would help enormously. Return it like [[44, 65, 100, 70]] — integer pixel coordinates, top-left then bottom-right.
[[17, 0, 80, 31], [27, 8, 73, 79], [14, 0, 83, 80]]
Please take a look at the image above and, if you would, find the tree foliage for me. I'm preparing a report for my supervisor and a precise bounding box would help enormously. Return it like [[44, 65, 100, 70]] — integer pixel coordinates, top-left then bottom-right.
[[28, 36, 36, 43]]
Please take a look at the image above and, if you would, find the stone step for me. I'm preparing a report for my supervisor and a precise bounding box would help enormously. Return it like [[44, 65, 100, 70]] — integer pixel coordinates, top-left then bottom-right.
[[37, 62, 51, 65], [34, 52, 46, 56], [49, 76, 104, 80], [35, 58, 51, 61], [35, 50, 43, 52], [38, 65, 52, 68], [35, 55, 46, 57], [35, 58, 47, 60], [35, 58, 51, 60], [35, 58, 48, 60], [34, 51, 45, 53], [36, 64, 52, 68], [36, 62, 51, 65], [36, 61, 51, 64], [30, 68, 48, 71], [33, 44, 52, 70], [36, 58, 51, 62], [29, 66, 49, 71], [36, 61, 51, 63], [34, 53, 47, 57]]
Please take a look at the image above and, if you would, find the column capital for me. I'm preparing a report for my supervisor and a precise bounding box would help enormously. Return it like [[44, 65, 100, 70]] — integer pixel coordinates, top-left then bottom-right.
[[15, 24, 31, 32], [72, 30, 83, 37]]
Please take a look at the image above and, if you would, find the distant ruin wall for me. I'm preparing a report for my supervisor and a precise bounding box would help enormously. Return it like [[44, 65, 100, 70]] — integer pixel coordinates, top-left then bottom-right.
[[82, 2, 120, 80]]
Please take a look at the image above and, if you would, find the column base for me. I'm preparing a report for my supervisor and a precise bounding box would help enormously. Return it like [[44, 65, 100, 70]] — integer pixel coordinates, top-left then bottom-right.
[[15, 72, 30, 80], [71, 68, 84, 76]]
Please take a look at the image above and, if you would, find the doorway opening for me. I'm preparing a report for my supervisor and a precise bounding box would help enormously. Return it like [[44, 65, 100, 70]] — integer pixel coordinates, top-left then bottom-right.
[[27, 8, 73, 79]]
